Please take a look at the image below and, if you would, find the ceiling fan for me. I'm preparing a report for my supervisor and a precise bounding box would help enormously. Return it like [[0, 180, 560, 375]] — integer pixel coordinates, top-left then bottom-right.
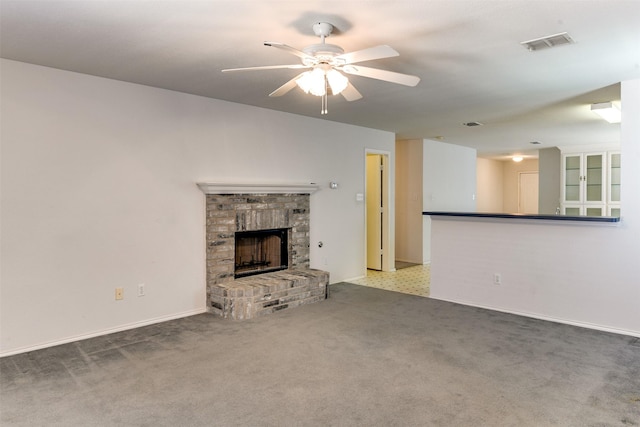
[[222, 22, 420, 114]]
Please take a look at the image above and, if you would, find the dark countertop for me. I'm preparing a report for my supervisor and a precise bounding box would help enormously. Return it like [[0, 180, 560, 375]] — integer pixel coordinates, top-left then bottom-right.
[[423, 211, 620, 223]]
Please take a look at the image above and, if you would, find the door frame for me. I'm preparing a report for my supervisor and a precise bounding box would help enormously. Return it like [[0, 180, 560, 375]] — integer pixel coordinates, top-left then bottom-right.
[[365, 149, 394, 272]]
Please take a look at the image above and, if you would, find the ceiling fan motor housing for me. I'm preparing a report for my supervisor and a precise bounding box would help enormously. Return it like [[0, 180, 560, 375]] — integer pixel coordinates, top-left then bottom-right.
[[302, 44, 345, 65], [304, 22, 345, 65]]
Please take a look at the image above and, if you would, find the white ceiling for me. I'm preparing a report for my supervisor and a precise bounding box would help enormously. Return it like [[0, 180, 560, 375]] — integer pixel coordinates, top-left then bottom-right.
[[1, 1, 638, 157]]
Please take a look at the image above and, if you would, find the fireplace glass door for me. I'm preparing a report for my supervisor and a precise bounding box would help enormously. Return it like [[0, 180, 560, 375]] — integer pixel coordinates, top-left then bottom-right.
[[234, 228, 288, 278]]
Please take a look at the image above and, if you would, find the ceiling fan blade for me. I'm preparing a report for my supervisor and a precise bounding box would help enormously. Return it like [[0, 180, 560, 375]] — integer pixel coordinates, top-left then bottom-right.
[[341, 65, 420, 87], [264, 42, 316, 62], [222, 64, 308, 72], [268, 75, 301, 97], [335, 45, 399, 64], [341, 82, 363, 101]]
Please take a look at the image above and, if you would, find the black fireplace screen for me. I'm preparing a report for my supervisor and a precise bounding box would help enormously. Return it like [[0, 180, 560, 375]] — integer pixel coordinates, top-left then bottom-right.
[[234, 228, 289, 278]]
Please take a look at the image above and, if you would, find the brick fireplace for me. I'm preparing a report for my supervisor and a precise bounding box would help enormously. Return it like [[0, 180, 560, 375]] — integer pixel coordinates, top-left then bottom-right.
[[197, 183, 329, 320]]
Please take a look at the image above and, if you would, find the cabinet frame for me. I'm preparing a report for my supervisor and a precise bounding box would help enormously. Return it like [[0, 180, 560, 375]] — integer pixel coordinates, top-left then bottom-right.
[[560, 147, 620, 217], [608, 151, 621, 210]]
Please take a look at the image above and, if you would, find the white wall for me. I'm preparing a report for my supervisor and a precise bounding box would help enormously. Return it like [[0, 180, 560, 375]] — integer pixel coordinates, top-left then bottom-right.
[[538, 147, 561, 214], [476, 158, 504, 212], [0, 59, 394, 355], [429, 79, 640, 337], [395, 139, 423, 264], [423, 139, 477, 263], [477, 158, 540, 213]]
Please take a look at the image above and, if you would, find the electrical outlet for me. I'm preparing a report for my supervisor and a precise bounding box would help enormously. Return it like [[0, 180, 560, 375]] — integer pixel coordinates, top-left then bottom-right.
[[137, 283, 145, 297], [494, 273, 502, 285], [115, 287, 124, 300]]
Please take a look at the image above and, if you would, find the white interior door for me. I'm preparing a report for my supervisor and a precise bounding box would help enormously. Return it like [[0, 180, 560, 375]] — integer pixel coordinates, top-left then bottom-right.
[[367, 154, 383, 270], [519, 172, 539, 214]]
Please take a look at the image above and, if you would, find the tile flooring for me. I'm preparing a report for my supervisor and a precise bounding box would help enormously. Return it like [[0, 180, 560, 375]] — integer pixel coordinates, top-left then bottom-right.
[[345, 263, 430, 297]]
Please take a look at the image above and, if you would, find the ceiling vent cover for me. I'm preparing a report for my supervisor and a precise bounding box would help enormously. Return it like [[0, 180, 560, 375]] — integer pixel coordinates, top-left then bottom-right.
[[521, 32, 574, 51]]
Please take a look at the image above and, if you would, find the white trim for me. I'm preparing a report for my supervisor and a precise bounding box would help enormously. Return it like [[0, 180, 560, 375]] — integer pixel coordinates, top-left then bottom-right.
[[0, 308, 206, 357], [558, 143, 620, 154], [395, 258, 427, 265], [197, 182, 319, 194], [428, 296, 640, 338]]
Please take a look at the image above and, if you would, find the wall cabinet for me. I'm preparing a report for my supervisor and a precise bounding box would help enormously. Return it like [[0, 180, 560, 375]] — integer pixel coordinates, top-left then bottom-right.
[[561, 150, 620, 217]]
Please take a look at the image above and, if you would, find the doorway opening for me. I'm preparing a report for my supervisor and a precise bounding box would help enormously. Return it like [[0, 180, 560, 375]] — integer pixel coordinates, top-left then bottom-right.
[[365, 151, 392, 272]]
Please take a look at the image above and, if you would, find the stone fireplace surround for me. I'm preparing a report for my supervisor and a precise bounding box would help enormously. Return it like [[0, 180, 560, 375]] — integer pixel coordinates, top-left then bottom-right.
[[197, 183, 329, 320]]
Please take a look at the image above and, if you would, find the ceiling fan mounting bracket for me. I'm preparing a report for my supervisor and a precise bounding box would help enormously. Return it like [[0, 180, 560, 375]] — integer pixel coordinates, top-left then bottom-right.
[[312, 22, 334, 39]]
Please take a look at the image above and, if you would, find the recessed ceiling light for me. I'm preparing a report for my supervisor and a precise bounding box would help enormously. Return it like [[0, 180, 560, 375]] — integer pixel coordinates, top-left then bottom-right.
[[462, 121, 483, 127], [591, 102, 621, 123], [529, 141, 541, 145], [521, 32, 574, 51]]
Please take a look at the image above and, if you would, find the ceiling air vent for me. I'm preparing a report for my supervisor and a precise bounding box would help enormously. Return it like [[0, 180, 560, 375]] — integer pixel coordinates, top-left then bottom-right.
[[521, 32, 574, 51], [463, 121, 483, 127]]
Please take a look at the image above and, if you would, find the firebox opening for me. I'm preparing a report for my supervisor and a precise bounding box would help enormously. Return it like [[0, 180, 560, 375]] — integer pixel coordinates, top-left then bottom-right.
[[234, 228, 289, 278]]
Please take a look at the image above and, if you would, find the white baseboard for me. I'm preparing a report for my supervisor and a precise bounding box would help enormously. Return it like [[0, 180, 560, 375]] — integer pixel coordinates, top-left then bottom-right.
[[428, 295, 640, 338], [395, 258, 425, 265], [0, 308, 207, 357]]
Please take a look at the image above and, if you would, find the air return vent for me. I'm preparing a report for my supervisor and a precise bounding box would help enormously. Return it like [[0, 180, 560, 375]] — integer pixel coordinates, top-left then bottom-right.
[[521, 32, 574, 51]]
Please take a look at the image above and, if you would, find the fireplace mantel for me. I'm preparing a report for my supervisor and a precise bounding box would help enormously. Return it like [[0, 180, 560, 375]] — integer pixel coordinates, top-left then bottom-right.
[[197, 182, 319, 195]]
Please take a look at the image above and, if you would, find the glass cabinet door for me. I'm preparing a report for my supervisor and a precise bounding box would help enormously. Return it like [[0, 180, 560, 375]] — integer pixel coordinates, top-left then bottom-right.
[[564, 155, 581, 202], [564, 206, 581, 216], [586, 206, 605, 217], [585, 153, 604, 202], [609, 152, 621, 203]]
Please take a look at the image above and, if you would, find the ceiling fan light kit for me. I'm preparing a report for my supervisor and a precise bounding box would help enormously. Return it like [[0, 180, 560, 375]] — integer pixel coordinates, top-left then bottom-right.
[[222, 22, 420, 114], [296, 65, 348, 96]]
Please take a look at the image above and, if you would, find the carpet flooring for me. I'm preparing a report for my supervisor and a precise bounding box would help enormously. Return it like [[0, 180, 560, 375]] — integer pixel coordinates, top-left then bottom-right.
[[1, 283, 639, 426]]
